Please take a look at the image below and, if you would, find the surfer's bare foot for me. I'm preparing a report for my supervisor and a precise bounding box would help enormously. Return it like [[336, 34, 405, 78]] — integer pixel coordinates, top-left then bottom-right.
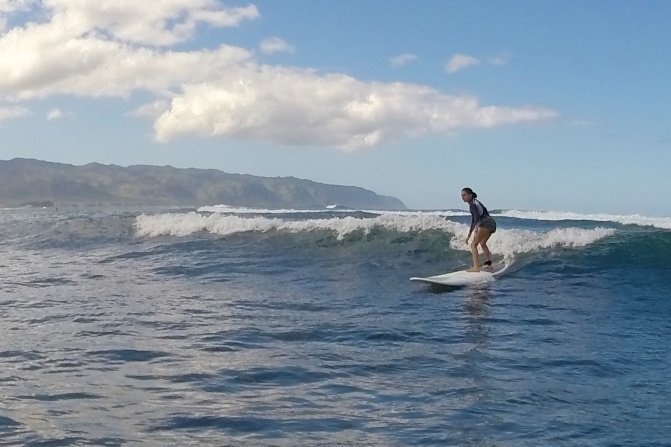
[[467, 266, 480, 272]]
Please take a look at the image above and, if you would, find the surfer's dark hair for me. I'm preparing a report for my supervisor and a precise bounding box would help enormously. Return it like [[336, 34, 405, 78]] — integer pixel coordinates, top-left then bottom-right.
[[462, 187, 477, 199]]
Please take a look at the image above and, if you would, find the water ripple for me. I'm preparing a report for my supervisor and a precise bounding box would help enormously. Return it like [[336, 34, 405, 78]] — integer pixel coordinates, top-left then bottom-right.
[[1, 208, 669, 446]]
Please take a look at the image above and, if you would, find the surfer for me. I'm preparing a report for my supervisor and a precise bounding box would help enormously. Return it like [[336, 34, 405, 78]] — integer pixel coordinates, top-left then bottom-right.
[[462, 187, 497, 272]]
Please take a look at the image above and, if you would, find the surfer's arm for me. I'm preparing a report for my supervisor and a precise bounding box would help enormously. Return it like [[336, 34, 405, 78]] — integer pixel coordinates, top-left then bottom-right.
[[466, 202, 477, 242], [466, 222, 476, 243]]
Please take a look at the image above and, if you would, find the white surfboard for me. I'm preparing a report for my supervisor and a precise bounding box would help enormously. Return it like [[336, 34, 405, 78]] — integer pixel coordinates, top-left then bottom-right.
[[410, 263, 509, 287]]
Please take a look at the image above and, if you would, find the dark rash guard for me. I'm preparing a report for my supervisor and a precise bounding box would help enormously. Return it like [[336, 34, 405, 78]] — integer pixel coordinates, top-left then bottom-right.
[[468, 198, 490, 234]]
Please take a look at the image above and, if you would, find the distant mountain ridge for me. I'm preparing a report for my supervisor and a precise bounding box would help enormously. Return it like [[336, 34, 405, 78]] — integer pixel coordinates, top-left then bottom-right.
[[0, 158, 406, 210]]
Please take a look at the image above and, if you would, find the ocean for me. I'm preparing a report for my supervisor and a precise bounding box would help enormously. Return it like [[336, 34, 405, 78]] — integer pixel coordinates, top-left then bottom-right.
[[1, 205, 669, 446]]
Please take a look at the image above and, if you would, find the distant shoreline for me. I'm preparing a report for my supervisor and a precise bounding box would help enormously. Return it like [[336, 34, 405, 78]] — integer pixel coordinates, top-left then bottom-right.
[[0, 158, 406, 211]]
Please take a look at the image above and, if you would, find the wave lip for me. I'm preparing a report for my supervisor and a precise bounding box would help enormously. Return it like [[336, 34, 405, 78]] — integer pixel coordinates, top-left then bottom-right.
[[496, 210, 671, 230], [135, 213, 461, 240], [198, 204, 470, 217], [197, 205, 350, 214]]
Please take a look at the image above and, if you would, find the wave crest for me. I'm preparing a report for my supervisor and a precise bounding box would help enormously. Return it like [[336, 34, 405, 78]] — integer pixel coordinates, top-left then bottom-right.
[[135, 213, 459, 239], [135, 212, 615, 259], [468, 227, 616, 259], [497, 210, 671, 230]]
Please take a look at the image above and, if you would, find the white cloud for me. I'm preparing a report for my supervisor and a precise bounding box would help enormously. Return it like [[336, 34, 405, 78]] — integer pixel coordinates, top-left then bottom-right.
[[0, 0, 35, 31], [260, 37, 294, 54], [487, 52, 510, 66], [0, 1, 256, 99], [46, 108, 72, 120], [0, 105, 30, 121], [445, 53, 481, 74], [39, 0, 260, 46], [149, 68, 558, 150], [0, 2, 557, 150], [446, 52, 511, 74], [390, 53, 417, 67], [0, 34, 252, 99], [0, 0, 34, 14], [131, 100, 171, 119]]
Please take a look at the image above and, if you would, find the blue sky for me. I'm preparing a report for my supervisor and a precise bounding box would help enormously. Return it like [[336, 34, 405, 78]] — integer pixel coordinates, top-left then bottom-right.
[[1, 1, 669, 215]]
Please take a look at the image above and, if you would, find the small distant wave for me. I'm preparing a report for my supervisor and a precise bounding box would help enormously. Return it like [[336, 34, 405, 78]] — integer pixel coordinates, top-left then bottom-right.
[[198, 204, 469, 217], [199, 205, 671, 231], [198, 205, 347, 214], [496, 210, 671, 230], [135, 212, 616, 260]]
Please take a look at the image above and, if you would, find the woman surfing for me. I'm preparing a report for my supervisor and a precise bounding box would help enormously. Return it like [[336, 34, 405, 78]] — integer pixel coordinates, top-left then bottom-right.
[[461, 187, 497, 272]]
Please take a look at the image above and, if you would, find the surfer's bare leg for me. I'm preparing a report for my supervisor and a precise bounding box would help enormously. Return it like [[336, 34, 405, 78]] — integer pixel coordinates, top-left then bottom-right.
[[468, 227, 484, 272], [479, 232, 493, 268], [468, 227, 490, 272], [468, 240, 480, 272]]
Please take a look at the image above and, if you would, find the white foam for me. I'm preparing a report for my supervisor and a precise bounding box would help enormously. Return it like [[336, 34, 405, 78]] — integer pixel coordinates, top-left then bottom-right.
[[496, 209, 671, 230], [135, 213, 461, 240], [458, 227, 617, 260], [135, 212, 616, 259]]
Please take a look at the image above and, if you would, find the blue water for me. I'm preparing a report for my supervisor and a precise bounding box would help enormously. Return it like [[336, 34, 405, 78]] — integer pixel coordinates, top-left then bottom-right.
[[1, 207, 670, 446]]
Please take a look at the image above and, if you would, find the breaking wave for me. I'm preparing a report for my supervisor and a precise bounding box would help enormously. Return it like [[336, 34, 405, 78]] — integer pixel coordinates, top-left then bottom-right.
[[135, 212, 616, 260]]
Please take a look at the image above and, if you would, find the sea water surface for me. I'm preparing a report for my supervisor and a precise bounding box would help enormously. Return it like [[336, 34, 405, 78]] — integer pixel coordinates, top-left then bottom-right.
[[0, 205, 669, 446]]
